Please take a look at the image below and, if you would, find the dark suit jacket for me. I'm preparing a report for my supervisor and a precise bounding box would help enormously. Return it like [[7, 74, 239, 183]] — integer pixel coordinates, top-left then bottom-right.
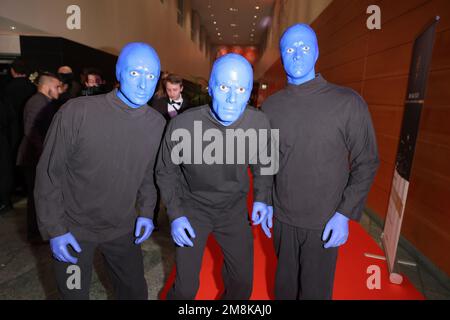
[[16, 93, 57, 166], [150, 96, 190, 121], [2, 77, 37, 150]]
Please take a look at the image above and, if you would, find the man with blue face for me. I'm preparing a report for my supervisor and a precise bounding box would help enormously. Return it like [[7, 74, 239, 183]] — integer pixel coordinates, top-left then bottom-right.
[[34, 43, 166, 299], [156, 54, 273, 299], [262, 24, 379, 299]]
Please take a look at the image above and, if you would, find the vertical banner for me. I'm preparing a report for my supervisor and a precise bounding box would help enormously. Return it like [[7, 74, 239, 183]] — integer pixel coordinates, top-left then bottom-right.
[[382, 17, 440, 281]]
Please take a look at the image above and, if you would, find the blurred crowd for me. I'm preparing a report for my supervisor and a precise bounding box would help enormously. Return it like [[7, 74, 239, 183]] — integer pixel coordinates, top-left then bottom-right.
[[0, 58, 194, 241], [0, 59, 112, 240]]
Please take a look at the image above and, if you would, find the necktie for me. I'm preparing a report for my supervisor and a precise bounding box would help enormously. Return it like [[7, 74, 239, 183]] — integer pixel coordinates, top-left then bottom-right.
[[169, 100, 182, 110]]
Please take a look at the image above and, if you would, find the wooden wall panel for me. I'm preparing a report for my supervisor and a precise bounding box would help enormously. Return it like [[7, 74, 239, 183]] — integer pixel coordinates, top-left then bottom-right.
[[425, 69, 450, 105], [377, 0, 429, 24], [340, 81, 363, 94], [367, 185, 389, 219], [369, 105, 404, 137], [376, 134, 399, 164], [402, 199, 450, 273], [420, 105, 450, 141], [321, 57, 365, 84], [317, 35, 369, 71], [431, 29, 450, 70], [320, 13, 370, 56], [316, 0, 372, 45], [362, 76, 408, 106], [365, 43, 413, 79], [408, 168, 450, 211]]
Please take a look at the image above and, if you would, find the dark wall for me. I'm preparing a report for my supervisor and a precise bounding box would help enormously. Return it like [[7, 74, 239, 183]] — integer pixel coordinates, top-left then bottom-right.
[[19, 36, 118, 85], [18, 36, 207, 104]]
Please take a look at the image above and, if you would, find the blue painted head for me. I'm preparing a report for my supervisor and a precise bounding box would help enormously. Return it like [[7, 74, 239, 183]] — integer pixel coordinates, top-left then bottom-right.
[[116, 42, 161, 108], [208, 53, 253, 126], [280, 23, 319, 85]]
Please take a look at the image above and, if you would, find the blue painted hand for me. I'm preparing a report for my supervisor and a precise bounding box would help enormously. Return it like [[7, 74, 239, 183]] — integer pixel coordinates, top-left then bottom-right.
[[50, 232, 82, 264], [322, 212, 349, 249], [260, 205, 273, 239], [134, 216, 155, 245], [171, 216, 196, 247]]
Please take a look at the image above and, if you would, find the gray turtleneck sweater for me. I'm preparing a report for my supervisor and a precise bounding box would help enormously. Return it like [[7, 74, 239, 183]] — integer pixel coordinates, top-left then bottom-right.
[[156, 104, 273, 222], [34, 90, 166, 241], [261, 74, 379, 230]]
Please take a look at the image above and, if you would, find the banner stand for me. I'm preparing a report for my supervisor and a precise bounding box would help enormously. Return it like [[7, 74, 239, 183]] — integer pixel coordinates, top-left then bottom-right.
[[364, 16, 440, 285]]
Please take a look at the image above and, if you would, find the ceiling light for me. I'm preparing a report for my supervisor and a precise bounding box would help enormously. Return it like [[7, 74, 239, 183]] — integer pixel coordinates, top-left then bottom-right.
[[229, 7, 238, 12], [230, 23, 238, 27], [213, 21, 217, 24], [10, 26, 16, 30], [254, 15, 258, 19], [255, 6, 260, 10], [233, 34, 239, 38], [217, 32, 221, 36]]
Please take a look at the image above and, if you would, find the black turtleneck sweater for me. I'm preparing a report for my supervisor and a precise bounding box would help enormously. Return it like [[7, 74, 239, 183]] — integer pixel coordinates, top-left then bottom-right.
[[34, 90, 166, 241], [261, 74, 379, 230], [156, 104, 273, 222]]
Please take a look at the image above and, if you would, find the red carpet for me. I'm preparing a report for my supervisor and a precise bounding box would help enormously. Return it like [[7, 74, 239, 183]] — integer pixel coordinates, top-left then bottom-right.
[[160, 175, 424, 300]]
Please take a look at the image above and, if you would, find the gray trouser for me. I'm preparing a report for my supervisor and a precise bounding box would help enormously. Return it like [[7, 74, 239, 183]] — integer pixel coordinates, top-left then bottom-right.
[[273, 218, 338, 300], [167, 208, 254, 300], [53, 232, 148, 300]]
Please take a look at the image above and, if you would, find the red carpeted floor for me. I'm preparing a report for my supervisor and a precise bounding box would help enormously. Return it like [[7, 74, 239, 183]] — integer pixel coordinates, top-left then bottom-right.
[[160, 176, 424, 300]]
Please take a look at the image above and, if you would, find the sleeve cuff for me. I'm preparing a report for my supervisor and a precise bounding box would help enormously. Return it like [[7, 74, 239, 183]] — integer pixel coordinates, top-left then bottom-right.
[[43, 225, 69, 240], [137, 206, 155, 219]]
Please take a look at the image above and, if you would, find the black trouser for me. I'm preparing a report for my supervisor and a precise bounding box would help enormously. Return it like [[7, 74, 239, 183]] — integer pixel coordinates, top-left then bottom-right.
[[273, 219, 338, 300], [23, 166, 40, 240], [153, 185, 161, 225], [53, 232, 148, 300], [167, 208, 254, 300]]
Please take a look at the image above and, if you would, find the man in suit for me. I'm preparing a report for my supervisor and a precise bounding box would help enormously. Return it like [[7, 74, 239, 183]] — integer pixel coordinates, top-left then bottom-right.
[[151, 74, 190, 228], [16, 72, 61, 242], [0, 98, 17, 215], [151, 73, 190, 121], [2, 59, 36, 199]]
